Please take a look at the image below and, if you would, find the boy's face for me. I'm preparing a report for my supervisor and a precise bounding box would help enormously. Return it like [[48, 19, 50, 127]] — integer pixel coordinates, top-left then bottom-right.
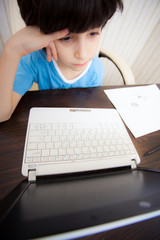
[[54, 27, 102, 79]]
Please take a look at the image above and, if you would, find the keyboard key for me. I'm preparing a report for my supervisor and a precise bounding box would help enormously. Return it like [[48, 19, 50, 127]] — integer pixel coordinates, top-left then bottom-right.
[[28, 136, 43, 143], [67, 148, 74, 155], [30, 124, 37, 130], [59, 148, 67, 155], [45, 123, 52, 130], [27, 143, 37, 150], [56, 156, 63, 161], [44, 136, 51, 142], [26, 150, 41, 157], [50, 149, 58, 156], [46, 142, 53, 149], [38, 142, 45, 149], [42, 149, 49, 156]]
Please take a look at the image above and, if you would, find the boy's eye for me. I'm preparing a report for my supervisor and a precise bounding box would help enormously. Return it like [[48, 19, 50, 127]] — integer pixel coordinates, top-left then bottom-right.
[[59, 36, 72, 42], [89, 32, 100, 37]]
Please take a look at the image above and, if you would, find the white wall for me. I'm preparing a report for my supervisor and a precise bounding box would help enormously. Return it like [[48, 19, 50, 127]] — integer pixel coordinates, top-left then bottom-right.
[[100, 0, 160, 84], [0, 0, 12, 53]]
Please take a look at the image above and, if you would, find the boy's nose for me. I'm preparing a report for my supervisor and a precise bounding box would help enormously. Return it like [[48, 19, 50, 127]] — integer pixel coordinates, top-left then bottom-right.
[[74, 41, 88, 60]]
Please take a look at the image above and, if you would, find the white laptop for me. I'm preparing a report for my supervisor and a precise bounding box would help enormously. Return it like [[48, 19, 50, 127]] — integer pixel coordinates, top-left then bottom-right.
[[22, 108, 140, 181]]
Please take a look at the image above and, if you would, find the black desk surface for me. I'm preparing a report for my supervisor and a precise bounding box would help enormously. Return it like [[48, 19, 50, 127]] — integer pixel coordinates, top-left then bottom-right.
[[0, 85, 160, 239]]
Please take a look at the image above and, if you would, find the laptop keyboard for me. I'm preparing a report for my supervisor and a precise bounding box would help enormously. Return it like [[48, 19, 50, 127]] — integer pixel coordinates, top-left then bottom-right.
[[25, 121, 137, 164]]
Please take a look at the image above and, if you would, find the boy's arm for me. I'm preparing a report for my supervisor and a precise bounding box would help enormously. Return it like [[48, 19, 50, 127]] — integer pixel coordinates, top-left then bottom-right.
[[0, 46, 22, 122], [0, 26, 68, 122]]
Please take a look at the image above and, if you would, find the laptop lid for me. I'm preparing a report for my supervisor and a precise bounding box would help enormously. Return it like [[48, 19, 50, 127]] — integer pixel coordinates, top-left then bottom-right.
[[1, 169, 160, 240]]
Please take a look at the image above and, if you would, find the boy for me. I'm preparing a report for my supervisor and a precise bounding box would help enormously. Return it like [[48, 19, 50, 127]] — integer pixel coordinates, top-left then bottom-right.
[[0, 0, 123, 122]]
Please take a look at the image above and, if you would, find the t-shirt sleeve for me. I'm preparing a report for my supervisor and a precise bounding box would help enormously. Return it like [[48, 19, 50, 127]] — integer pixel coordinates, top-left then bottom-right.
[[13, 53, 37, 95]]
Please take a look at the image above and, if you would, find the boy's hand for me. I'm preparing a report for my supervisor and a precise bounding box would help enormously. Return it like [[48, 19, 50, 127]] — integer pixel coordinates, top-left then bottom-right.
[[6, 26, 69, 62], [46, 41, 58, 62]]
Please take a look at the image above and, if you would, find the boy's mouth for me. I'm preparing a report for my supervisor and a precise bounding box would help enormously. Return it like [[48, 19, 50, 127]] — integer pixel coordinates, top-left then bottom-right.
[[73, 62, 88, 67]]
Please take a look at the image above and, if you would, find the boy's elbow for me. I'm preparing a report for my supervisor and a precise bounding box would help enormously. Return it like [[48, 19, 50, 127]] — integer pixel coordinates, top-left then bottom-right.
[[0, 115, 11, 123], [0, 109, 12, 123], [1, 114, 12, 122]]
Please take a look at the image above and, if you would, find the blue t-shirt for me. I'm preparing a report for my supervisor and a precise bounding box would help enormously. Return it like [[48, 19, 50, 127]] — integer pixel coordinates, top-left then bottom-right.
[[13, 49, 104, 95]]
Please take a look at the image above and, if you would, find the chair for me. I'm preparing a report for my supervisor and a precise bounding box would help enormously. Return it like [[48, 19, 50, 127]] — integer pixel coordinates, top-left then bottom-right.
[[99, 49, 135, 86], [29, 49, 135, 91]]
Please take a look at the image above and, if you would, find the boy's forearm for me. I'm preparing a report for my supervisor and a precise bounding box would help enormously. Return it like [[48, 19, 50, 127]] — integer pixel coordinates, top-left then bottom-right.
[[0, 44, 21, 122], [0, 27, 69, 122]]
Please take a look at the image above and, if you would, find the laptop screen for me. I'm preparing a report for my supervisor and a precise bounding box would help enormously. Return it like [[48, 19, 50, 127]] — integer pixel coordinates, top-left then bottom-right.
[[1, 169, 160, 239]]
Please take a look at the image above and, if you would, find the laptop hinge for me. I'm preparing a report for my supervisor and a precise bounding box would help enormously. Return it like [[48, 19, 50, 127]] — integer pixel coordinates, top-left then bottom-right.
[[28, 169, 36, 182], [131, 159, 137, 170]]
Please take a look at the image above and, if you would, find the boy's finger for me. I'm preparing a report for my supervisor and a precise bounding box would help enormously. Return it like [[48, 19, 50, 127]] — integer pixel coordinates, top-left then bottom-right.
[[42, 29, 68, 49], [46, 46, 52, 62], [49, 42, 58, 61], [47, 28, 69, 42]]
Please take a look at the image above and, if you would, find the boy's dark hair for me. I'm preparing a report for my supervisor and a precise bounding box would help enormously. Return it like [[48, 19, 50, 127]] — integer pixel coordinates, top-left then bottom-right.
[[17, 0, 123, 34]]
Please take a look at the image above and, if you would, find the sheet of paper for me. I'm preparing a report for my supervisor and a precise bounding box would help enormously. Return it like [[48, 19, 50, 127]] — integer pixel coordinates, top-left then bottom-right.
[[104, 84, 160, 138]]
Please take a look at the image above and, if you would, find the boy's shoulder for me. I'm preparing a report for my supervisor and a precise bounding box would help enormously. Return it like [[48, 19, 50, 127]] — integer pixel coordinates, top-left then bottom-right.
[[90, 55, 104, 74], [92, 55, 103, 68], [29, 49, 46, 60], [21, 49, 46, 62], [81, 55, 104, 87], [20, 49, 47, 68]]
